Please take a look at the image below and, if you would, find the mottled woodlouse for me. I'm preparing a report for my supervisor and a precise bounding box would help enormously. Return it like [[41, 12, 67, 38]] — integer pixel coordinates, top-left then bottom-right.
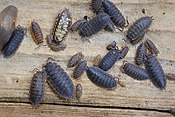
[[102, 0, 127, 31], [126, 16, 153, 44], [86, 66, 117, 89], [79, 12, 111, 37], [144, 54, 166, 90], [29, 70, 46, 107], [75, 84, 82, 99], [2, 25, 26, 58], [72, 60, 87, 79], [135, 43, 147, 66], [71, 16, 88, 32], [98, 46, 129, 71], [30, 21, 43, 45], [43, 58, 74, 99], [120, 61, 150, 80], [144, 39, 159, 55], [67, 52, 84, 68]]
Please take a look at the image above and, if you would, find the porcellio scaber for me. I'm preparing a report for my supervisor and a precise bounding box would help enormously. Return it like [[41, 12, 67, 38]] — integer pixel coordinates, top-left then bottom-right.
[[145, 39, 159, 55], [135, 43, 147, 66], [43, 58, 74, 99], [75, 84, 82, 99], [67, 52, 84, 68], [86, 66, 117, 89]]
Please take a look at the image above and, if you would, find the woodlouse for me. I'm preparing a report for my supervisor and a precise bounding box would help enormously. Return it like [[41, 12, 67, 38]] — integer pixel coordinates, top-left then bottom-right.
[[120, 46, 129, 59], [135, 43, 147, 66], [43, 58, 74, 99], [144, 39, 159, 55], [92, 54, 101, 67], [52, 8, 72, 43], [72, 60, 87, 79], [30, 21, 43, 45], [126, 16, 153, 44], [86, 66, 117, 89], [75, 84, 82, 99], [106, 41, 116, 50], [120, 61, 150, 80], [29, 70, 46, 107], [79, 12, 110, 37], [105, 19, 115, 32], [91, 0, 103, 14], [67, 52, 84, 68], [102, 0, 126, 31], [144, 54, 166, 90], [46, 35, 66, 52], [2, 25, 26, 58], [71, 16, 88, 32], [0, 5, 18, 50]]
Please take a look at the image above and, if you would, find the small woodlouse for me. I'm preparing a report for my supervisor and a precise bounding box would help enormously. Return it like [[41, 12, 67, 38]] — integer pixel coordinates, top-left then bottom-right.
[[79, 12, 110, 37], [29, 70, 46, 107], [106, 41, 116, 50], [91, 0, 103, 14], [86, 66, 117, 89], [102, 0, 126, 31], [144, 54, 166, 90], [30, 21, 43, 45], [52, 8, 72, 43], [126, 16, 153, 44], [43, 58, 74, 99], [99, 46, 128, 71], [144, 39, 159, 55], [72, 60, 87, 79], [135, 43, 147, 66], [75, 84, 82, 99], [67, 52, 84, 68], [71, 16, 88, 32], [2, 25, 26, 58], [120, 61, 150, 80], [46, 34, 66, 52], [92, 54, 101, 67], [0, 5, 18, 50]]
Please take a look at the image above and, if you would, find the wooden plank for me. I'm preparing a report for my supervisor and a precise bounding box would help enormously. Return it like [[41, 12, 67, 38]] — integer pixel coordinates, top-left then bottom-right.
[[0, 103, 172, 117], [0, 0, 174, 112]]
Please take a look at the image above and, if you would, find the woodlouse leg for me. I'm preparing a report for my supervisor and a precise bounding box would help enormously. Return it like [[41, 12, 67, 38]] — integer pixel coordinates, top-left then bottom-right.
[[124, 16, 129, 27], [46, 57, 59, 63]]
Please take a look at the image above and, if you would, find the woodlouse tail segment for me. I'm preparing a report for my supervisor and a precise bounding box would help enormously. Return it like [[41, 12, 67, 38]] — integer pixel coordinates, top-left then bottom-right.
[[46, 57, 59, 63]]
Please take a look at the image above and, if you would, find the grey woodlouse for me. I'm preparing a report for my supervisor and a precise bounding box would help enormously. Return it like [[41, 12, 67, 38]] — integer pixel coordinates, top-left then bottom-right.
[[86, 66, 117, 89], [0, 5, 18, 50], [67, 52, 84, 68], [120, 61, 150, 80], [144, 54, 166, 90], [98, 46, 129, 71], [106, 41, 117, 50], [46, 34, 66, 52], [30, 21, 43, 45], [79, 12, 110, 37], [126, 16, 153, 44], [43, 58, 74, 99], [91, 0, 103, 14], [72, 60, 87, 79], [71, 16, 88, 32], [29, 70, 46, 107], [52, 8, 72, 43], [75, 84, 82, 99], [102, 0, 126, 31], [144, 39, 159, 55], [2, 25, 26, 58], [135, 43, 147, 66]]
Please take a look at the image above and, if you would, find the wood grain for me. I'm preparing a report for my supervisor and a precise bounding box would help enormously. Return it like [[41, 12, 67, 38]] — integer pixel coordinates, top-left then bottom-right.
[[0, 0, 175, 116]]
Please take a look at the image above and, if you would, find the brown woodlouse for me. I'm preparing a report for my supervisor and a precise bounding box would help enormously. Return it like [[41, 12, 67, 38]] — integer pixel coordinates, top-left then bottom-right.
[[72, 60, 87, 79], [86, 66, 117, 89], [71, 16, 88, 32], [144, 54, 166, 90], [102, 0, 126, 31], [29, 70, 46, 107], [120, 61, 150, 80], [79, 12, 110, 37], [30, 21, 43, 45], [98, 46, 129, 71], [144, 39, 159, 55], [52, 8, 72, 43], [135, 43, 147, 66], [2, 25, 26, 58], [126, 16, 153, 44], [92, 54, 101, 67], [0, 5, 18, 50], [75, 84, 82, 99], [46, 34, 66, 52], [106, 41, 117, 50], [91, 0, 103, 14], [43, 58, 74, 99], [67, 52, 84, 68]]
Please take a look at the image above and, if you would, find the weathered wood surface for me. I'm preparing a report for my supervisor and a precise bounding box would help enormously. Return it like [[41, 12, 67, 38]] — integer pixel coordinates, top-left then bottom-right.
[[0, 0, 175, 116]]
